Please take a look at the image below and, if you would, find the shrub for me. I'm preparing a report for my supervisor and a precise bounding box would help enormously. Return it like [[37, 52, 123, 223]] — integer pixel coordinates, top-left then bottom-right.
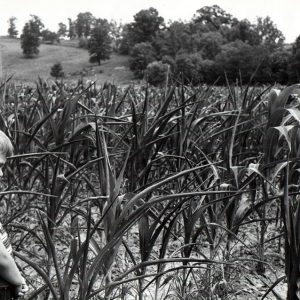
[[50, 63, 64, 78], [41, 29, 59, 44], [145, 61, 169, 86], [197, 31, 225, 60], [214, 40, 258, 83], [78, 37, 88, 49], [199, 59, 218, 84], [175, 52, 203, 85], [129, 42, 156, 78], [287, 37, 300, 83], [161, 55, 176, 72]]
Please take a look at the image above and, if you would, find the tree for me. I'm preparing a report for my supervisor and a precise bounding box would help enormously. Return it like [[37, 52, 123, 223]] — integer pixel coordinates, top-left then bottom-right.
[[254, 16, 285, 50], [292, 35, 300, 57], [269, 49, 290, 84], [68, 18, 76, 39], [88, 18, 112, 65], [225, 19, 261, 46], [7, 17, 18, 38], [110, 20, 123, 51], [197, 31, 225, 59], [75, 12, 95, 38], [214, 40, 260, 83], [50, 63, 64, 78], [131, 7, 164, 43], [193, 5, 235, 31], [41, 29, 59, 44], [120, 7, 164, 52], [129, 42, 156, 78], [288, 35, 300, 82], [28, 15, 44, 36], [21, 22, 40, 57], [20, 15, 44, 57], [57, 22, 67, 38], [153, 21, 193, 58], [118, 24, 132, 54]]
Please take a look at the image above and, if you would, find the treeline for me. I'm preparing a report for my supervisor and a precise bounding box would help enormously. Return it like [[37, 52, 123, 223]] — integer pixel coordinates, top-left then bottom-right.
[[6, 6, 300, 84], [120, 6, 296, 85], [9, 14, 112, 66]]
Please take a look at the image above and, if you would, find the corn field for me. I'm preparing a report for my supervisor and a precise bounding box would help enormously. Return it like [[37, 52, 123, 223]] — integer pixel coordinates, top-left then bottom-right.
[[0, 78, 299, 299]]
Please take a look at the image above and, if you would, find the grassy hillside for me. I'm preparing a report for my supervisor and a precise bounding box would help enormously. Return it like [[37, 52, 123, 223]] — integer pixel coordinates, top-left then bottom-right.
[[0, 37, 135, 85]]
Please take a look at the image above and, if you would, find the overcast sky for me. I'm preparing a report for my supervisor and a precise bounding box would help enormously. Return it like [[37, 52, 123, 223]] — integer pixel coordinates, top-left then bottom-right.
[[0, 0, 299, 43]]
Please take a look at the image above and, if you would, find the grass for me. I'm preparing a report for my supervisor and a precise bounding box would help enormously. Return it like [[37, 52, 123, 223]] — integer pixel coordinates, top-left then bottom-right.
[[0, 37, 135, 85]]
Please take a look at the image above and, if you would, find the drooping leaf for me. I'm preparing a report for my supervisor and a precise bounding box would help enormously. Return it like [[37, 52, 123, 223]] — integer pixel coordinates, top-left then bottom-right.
[[273, 125, 294, 152], [286, 108, 300, 125]]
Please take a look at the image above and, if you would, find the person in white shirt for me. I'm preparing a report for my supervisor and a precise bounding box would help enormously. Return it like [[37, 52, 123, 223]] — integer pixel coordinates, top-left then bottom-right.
[[0, 130, 28, 298]]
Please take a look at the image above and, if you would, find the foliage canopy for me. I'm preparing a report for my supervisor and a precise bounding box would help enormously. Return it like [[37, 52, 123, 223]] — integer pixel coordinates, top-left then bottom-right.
[[120, 5, 296, 84], [88, 18, 112, 65], [7, 17, 18, 38], [20, 15, 44, 58]]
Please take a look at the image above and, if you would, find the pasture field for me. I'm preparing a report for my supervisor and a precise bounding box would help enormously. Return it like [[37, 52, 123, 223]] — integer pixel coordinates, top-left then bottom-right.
[[0, 77, 297, 300], [0, 37, 134, 84]]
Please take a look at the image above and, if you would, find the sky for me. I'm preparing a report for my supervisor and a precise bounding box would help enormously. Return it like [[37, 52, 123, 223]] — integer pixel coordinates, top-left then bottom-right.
[[0, 0, 299, 43]]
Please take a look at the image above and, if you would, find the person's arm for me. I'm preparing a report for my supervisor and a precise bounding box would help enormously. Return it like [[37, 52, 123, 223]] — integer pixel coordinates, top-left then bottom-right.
[[0, 239, 28, 297], [0, 238, 23, 285], [14, 276, 28, 298]]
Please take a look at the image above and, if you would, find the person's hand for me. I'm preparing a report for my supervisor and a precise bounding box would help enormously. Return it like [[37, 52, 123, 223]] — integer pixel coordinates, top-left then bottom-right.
[[14, 277, 28, 299]]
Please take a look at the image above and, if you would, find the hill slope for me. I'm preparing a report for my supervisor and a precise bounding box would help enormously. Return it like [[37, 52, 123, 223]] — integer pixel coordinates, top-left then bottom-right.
[[0, 37, 135, 85]]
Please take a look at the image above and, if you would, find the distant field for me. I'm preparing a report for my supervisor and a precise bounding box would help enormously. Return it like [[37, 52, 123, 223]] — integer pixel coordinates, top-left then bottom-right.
[[0, 37, 135, 85]]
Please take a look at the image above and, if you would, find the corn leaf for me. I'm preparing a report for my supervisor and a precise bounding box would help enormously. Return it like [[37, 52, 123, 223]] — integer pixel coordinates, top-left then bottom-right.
[[273, 125, 294, 152]]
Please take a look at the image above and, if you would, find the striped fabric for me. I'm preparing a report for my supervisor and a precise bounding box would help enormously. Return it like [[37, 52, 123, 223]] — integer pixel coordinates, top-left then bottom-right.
[[0, 222, 12, 255]]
